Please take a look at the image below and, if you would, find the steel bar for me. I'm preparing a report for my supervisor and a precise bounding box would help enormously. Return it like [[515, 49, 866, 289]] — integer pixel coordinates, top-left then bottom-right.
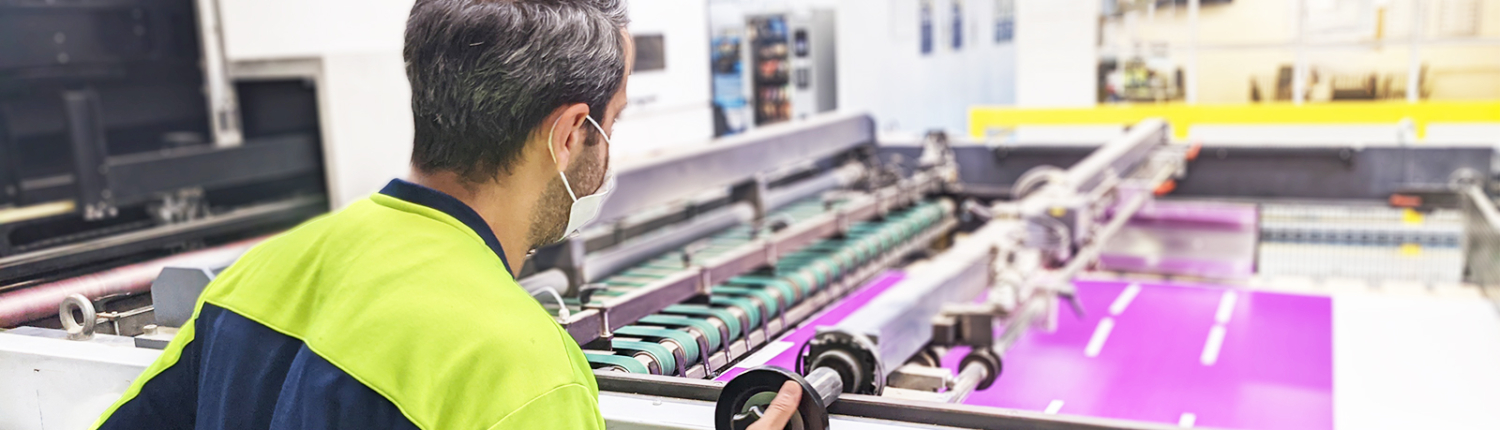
[[580, 163, 866, 283], [563, 177, 941, 346], [0, 196, 325, 283], [592, 371, 1186, 430], [583, 204, 754, 283], [0, 237, 265, 327], [945, 361, 988, 404], [596, 113, 874, 224], [1047, 159, 1176, 290], [824, 213, 998, 379], [105, 134, 320, 206], [764, 164, 866, 210], [996, 297, 1047, 355], [1062, 118, 1167, 194], [1460, 184, 1500, 311]]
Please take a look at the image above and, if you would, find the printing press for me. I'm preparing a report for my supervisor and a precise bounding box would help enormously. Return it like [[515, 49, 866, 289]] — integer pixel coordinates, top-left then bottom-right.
[[4, 4, 1500, 428], [11, 95, 1497, 429]]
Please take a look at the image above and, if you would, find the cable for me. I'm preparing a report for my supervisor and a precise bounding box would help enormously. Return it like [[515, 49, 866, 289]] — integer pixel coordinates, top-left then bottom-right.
[[532, 287, 571, 319]]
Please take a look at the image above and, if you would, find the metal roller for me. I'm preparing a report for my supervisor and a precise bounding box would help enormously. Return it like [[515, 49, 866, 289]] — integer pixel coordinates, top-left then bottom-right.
[[715, 366, 838, 430]]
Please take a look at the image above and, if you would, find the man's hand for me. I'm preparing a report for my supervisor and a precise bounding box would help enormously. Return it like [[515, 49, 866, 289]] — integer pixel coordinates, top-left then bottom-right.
[[747, 381, 803, 430]]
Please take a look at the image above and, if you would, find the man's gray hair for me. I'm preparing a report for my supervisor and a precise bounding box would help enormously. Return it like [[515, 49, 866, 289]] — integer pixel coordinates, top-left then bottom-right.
[[404, 0, 629, 183]]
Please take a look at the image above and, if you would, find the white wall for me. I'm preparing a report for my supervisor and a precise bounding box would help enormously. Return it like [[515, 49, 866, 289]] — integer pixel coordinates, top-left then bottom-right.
[[835, 0, 1017, 134], [217, 0, 713, 205], [1014, 0, 1098, 107], [610, 0, 716, 160]]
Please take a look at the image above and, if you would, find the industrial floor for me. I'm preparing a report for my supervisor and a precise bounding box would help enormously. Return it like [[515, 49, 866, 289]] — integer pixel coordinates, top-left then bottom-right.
[[719, 273, 1500, 430]]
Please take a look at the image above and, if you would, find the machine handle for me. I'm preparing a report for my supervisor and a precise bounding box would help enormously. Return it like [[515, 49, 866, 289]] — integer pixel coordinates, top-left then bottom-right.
[[716, 366, 837, 430]]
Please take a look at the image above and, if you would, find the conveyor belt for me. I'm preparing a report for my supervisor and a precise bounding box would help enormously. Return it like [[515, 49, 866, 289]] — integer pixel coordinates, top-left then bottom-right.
[[577, 199, 950, 378]]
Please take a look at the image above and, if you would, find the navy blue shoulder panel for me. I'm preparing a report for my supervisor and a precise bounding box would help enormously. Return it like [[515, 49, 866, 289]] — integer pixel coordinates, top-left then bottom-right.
[[270, 346, 422, 430], [99, 303, 419, 430]]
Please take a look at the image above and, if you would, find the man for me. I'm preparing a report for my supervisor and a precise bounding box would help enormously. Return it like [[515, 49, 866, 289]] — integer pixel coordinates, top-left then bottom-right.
[[92, 0, 801, 429]]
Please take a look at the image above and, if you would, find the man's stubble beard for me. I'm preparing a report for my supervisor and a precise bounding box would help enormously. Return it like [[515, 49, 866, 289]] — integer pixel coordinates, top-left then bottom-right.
[[527, 132, 607, 250]]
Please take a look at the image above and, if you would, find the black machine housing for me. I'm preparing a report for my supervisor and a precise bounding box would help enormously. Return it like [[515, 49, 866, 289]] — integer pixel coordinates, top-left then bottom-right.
[[0, 0, 328, 285]]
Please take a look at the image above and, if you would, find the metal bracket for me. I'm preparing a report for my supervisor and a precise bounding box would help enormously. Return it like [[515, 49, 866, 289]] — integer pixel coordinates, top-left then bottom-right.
[[731, 174, 770, 226], [62, 90, 116, 221], [931, 303, 1001, 349]]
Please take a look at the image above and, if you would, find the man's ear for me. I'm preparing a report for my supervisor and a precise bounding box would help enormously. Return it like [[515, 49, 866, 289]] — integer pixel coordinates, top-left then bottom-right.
[[546, 103, 593, 173]]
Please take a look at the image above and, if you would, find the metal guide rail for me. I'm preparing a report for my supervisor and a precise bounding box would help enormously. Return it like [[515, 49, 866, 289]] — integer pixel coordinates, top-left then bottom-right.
[[554, 171, 945, 347], [695, 118, 1189, 430], [1462, 184, 1500, 310], [578, 200, 954, 379]]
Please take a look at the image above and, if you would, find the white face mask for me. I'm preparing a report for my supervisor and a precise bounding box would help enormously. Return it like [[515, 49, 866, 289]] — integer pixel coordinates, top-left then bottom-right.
[[547, 114, 616, 243]]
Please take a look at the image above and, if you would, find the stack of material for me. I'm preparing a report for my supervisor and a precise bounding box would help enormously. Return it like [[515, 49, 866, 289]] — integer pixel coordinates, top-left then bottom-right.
[[1099, 200, 1259, 279], [1258, 204, 1465, 284]]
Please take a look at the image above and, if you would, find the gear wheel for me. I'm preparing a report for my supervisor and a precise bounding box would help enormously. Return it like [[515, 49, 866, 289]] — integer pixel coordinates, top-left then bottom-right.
[[799, 330, 885, 395]]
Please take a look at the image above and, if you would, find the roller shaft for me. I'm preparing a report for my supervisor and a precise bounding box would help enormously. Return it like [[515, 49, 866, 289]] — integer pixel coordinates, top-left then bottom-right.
[[0, 237, 265, 327], [804, 366, 845, 407], [947, 361, 989, 404]]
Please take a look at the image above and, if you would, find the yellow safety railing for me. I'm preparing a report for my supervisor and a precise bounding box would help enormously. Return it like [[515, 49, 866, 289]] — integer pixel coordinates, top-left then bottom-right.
[[969, 101, 1500, 140]]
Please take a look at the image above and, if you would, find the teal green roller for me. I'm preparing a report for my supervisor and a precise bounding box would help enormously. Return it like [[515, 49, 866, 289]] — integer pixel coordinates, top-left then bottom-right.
[[845, 231, 880, 262], [725, 276, 800, 304], [588, 289, 626, 298], [848, 224, 891, 253], [614, 326, 701, 366], [805, 242, 858, 272], [611, 340, 677, 375], [619, 267, 681, 278], [783, 271, 818, 297], [586, 353, 649, 374], [638, 315, 722, 352], [603, 278, 652, 287], [747, 268, 815, 298], [777, 257, 836, 289], [663, 304, 742, 341], [784, 245, 838, 270], [713, 285, 783, 317], [771, 260, 825, 291], [708, 295, 762, 330]]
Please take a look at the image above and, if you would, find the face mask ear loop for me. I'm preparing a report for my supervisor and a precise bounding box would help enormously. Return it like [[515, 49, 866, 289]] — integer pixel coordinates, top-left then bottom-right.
[[532, 287, 571, 320], [547, 114, 580, 202]]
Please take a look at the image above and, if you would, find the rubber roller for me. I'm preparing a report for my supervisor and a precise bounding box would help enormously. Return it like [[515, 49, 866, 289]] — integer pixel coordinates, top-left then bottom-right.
[[611, 339, 677, 375], [590, 199, 950, 377]]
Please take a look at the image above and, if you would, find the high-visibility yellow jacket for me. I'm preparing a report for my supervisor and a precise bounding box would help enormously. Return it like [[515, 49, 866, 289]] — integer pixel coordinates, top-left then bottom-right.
[[94, 179, 603, 430]]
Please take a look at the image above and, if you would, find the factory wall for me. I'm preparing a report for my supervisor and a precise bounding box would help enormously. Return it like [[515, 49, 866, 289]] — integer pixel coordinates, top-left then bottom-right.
[[1014, 0, 1099, 108], [606, 0, 716, 160], [833, 0, 1018, 134], [217, 0, 713, 206]]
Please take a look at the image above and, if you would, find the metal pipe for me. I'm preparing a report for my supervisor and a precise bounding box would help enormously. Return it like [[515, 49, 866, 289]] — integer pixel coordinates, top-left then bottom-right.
[[1051, 179, 1159, 288], [1062, 118, 1166, 193], [519, 269, 570, 296], [583, 204, 755, 282], [827, 217, 1006, 378], [946, 361, 988, 404], [765, 164, 866, 211], [996, 298, 1047, 355], [804, 366, 845, 407], [0, 237, 265, 327], [582, 163, 865, 283]]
